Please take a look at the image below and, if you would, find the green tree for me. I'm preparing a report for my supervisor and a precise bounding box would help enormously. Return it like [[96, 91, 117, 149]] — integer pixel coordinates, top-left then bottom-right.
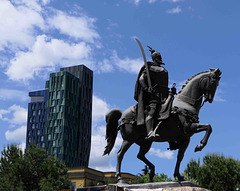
[[132, 166, 172, 184], [0, 144, 71, 191], [184, 153, 240, 191]]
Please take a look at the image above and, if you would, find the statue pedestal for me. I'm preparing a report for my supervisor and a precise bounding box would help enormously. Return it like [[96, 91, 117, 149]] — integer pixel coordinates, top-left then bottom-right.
[[108, 181, 209, 191]]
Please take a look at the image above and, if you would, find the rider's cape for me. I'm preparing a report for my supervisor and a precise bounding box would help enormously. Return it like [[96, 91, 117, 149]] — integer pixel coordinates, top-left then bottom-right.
[[134, 62, 151, 125]]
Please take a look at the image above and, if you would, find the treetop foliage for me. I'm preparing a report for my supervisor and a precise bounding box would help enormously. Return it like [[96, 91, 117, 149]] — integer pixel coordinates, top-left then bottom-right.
[[0, 144, 71, 191], [184, 153, 240, 191]]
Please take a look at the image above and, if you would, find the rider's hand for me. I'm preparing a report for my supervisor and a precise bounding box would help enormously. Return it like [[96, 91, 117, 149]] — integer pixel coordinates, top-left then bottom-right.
[[144, 87, 153, 93]]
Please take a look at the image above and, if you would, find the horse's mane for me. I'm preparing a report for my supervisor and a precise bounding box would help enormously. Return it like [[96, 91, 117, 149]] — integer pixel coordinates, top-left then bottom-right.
[[178, 70, 210, 94]]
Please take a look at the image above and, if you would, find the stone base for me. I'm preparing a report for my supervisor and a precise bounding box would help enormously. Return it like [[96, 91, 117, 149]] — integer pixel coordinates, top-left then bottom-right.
[[76, 182, 209, 191], [108, 181, 209, 191]]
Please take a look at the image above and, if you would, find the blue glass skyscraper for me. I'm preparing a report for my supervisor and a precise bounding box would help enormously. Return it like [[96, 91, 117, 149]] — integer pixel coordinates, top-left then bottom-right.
[[26, 65, 93, 168]]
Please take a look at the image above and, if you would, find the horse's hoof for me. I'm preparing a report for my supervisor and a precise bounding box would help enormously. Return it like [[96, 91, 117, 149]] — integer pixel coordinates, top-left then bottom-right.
[[178, 176, 185, 181], [194, 144, 203, 152], [174, 173, 185, 182], [117, 178, 127, 184]]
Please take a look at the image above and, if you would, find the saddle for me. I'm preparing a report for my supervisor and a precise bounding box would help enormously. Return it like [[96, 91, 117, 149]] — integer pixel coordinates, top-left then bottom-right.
[[119, 93, 174, 127], [158, 93, 174, 120]]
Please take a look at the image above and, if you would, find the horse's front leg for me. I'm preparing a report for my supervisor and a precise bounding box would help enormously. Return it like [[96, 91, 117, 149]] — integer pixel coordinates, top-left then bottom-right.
[[174, 138, 190, 181], [189, 123, 212, 152]]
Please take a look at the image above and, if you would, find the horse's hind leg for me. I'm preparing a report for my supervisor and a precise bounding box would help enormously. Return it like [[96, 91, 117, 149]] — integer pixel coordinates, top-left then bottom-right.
[[174, 138, 190, 181], [116, 139, 133, 183], [137, 142, 155, 182]]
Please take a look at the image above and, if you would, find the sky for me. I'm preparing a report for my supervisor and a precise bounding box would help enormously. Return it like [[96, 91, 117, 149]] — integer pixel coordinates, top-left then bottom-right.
[[0, 0, 240, 179]]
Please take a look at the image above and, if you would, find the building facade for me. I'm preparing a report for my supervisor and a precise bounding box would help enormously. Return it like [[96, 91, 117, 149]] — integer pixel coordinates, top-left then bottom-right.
[[26, 65, 93, 168]]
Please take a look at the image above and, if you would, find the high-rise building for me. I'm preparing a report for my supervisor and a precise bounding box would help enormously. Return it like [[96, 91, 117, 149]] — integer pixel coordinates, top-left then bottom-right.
[[26, 65, 93, 168], [26, 89, 48, 149]]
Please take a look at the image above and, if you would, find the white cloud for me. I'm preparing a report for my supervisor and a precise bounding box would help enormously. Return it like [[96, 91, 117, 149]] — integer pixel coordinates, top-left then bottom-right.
[[149, 147, 174, 159], [162, 0, 184, 2], [0, 0, 44, 50], [0, 89, 28, 102], [92, 95, 111, 123], [5, 35, 92, 81], [166, 6, 182, 14], [0, 104, 27, 125], [5, 125, 26, 142], [0, 109, 10, 121], [8, 105, 28, 125], [214, 89, 226, 102], [148, 0, 157, 3], [90, 125, 122, 172], [90, 96, 122, 171], [92, 50, 142, 74], [12, 0, 42, 12], [127, 0, 184, 5], [112, 51, 143, 74], [41, 0, 51, 5], [48, 11, 100, 43], [94, 58, 114, 73], [18, 142, 26, 153]]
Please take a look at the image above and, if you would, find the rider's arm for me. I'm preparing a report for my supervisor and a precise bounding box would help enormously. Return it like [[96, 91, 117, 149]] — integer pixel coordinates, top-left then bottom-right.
[[139, 72, 149, 92]]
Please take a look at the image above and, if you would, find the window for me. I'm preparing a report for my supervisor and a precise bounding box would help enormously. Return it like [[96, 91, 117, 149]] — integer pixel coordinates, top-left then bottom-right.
[[48, 134, 51, 140], [53, 141, 56, 147], [31, 124, 35, 129], [57, 91, 60, 99], [37, 130, 40, 135], [41, 136, 44, 141], [31, 104, 35, 110]]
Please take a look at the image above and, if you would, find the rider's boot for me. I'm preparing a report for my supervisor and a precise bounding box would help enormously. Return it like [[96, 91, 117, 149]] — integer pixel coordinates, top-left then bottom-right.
[[145, 118, 159, 140]]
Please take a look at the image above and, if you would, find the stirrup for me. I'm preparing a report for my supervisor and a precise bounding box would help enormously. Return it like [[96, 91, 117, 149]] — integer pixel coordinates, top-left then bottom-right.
[[146, 131, 160, 140]]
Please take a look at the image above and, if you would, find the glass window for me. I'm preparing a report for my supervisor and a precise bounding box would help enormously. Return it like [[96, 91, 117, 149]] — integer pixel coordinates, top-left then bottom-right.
[[48, 134, 51, 140], [53, 141, 56, 147], [31, 104, 35, 110], [41, 136, 44, 141], [57, 91, 60, 99], [32, 124, 35, 129]]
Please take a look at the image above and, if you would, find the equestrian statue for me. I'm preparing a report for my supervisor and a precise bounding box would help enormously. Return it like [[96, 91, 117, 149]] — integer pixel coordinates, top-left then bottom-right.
[[103, 38, 222, 183]]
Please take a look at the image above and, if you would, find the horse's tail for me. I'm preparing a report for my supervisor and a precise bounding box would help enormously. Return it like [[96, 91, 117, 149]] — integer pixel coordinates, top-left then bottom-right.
[[103, 109, 122, 156]]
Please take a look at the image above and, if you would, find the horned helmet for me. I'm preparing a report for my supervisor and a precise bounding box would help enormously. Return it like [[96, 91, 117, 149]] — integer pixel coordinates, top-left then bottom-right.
[[147, 46, 165, 65]]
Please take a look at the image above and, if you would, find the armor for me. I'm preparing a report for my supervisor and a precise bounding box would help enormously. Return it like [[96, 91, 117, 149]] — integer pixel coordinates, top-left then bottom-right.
[[135, 47, 170, 139]]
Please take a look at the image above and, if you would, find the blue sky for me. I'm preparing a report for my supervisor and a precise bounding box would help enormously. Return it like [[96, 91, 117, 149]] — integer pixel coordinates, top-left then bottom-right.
[[0, 0, 239, 178]]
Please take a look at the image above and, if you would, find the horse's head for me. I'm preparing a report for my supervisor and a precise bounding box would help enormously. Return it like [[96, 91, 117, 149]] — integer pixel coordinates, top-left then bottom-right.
[[200, 68, 221, 103]]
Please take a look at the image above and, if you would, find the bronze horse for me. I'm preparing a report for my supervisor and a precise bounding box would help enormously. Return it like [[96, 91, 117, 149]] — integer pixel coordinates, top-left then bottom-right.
[[103, 68, 221, 182]]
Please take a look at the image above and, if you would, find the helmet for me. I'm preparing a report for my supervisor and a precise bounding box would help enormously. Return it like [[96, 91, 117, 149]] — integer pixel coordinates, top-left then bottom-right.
[[147, 46, 165, 65]]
